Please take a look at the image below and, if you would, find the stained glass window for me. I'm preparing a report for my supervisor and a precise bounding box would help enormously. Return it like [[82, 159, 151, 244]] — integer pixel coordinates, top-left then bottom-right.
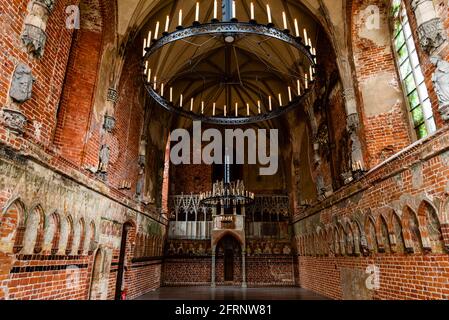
[[392, 0, 436, 139]]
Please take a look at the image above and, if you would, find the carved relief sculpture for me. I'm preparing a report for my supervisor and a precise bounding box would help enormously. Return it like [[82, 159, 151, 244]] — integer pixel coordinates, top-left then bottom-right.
[[21, 0, 56, 58], [430, 56, 449, 121], [411, 0, 447, 54], [9, 63, 35, 103], [2, 63, 34, 134], [98, 145, 110, 173]]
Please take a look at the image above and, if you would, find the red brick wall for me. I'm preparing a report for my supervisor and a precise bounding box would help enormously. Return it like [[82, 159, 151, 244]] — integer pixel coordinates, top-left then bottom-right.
[[171, 164, 212, 194], [127, 261, 162, 299], [351, 0, 412, 168], [3, 254, 92, 300], [163, 258, 212, 286], [293, 126, 449, 300], [54, 3, 103, 165], [246, 256, 295, 286], [0, 0, 74, 147], [299, 255, 449, 300], [162, 256, 296, 287]]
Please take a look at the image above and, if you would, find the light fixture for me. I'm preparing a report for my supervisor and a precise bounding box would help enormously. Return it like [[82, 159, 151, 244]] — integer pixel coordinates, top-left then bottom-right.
[[142, 1, 317, 125]]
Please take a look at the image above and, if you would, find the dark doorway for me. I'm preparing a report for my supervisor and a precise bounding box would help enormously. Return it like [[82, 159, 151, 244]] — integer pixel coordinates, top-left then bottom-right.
[[224, 247, 234, 281], [115, 222, 132, 300], [216, 235, 241, 283]]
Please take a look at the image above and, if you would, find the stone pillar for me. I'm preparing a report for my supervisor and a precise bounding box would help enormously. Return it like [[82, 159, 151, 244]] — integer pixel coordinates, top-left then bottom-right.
[[241, 250, 247, 288], [211, 250, 216, 288], [410, 0, 446, 55]]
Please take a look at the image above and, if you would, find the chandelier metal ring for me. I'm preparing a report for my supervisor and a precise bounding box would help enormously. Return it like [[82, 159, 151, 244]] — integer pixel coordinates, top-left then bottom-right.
[[142, 21, 317, 125]]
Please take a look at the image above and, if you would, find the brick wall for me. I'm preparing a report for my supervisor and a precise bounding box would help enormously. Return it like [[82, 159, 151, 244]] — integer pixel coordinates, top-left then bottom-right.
[[162, 255, 296, 287], [352, 0, 412, 168], [299, 255, 449, 300], [163, 257, 212, 286], [293, 126, 449, 300]]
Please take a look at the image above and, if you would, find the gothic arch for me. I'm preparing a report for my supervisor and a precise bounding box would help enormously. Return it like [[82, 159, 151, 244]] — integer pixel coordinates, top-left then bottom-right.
[[402, 206, 423, 253], [345, 222, 355, 255], [364, 215, 378, 254], [0, 198, 26, 254], [45, 211, 61, 255], [379, 214, 391, 253], [87, 221, 97, 254], [417, 200, 444, 253], [22, 205, 45, 254]]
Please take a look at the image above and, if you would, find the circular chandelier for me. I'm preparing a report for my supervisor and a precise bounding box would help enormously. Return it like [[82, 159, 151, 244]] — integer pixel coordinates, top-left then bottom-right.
[[199, 179, 255, 208], [141, 0, 318, 125]]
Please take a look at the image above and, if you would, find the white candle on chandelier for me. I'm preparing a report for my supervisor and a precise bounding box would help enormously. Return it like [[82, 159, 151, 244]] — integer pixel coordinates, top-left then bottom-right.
[[195, 2, 200, 22], [153, 76, 157, 90], [278, 93, 283, 106], [180, 94, 183, 107], [303, 28, 308, 43], [201, 101, 204, 114], [213, 0, 218, 20], [161, 83, 164, 96], [266, 4, 272, 24], [268, 96, 272, 111], [154, 21, 160, 39], [165, 15, 170, 32], [250, 2, 255, 20], [147, 31, 152, 46], [224, 105, 227, 116], [308, 38, 312, 48], [144, 61, 148, 74], [247, 103, 250, 116], [235, 102, 238, 117], [170, 87, 173, 102], [190, 97, 194, 111], [309, 66, 313, 81], [147, 68, 152, 83], [288, 86, 292, 102], [297, 79, 301, 95], [213, 102, 216, 116], [143, 38, 147, 56], [282, 12, 288, 30], [232, 1, 236, 19], [294, 19, 299, 37], [178, 9, 183, 26], [257, 100, 261, 114], [305, 74, 309, 89]]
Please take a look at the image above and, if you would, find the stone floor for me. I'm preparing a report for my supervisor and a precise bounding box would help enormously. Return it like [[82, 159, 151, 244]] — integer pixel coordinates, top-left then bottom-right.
[[135, 286, 330, 300]]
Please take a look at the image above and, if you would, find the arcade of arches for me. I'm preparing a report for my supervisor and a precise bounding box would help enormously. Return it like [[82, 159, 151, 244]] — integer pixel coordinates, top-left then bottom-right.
[[0, 0, 448, 300]]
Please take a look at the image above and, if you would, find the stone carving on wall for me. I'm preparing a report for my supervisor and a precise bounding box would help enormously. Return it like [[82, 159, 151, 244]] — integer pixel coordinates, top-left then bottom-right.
[[98, 144, 110, 173], [430, 56, 449, 121], [1, 108, 27, 135], [21, 0, 56, 58], [417, 18, 447, 54], [411, 0, 446, 54], [107, 88, 119, 104], [9, 64, 35, 103], [1, 63, 35, 134], [136, 167, 145, 197], [103, 114, 116, 132]]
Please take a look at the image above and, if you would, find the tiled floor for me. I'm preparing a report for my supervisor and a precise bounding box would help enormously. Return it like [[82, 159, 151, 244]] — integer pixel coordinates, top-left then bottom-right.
[[135, 286, 330, 300]]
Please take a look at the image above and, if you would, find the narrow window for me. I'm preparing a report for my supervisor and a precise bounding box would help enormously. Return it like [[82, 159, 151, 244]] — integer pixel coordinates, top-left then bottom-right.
[[392, 0, 436, 139]]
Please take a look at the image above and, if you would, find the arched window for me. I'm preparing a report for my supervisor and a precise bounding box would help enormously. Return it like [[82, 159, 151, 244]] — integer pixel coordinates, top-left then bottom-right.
[[391, 0, 436, 140]]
